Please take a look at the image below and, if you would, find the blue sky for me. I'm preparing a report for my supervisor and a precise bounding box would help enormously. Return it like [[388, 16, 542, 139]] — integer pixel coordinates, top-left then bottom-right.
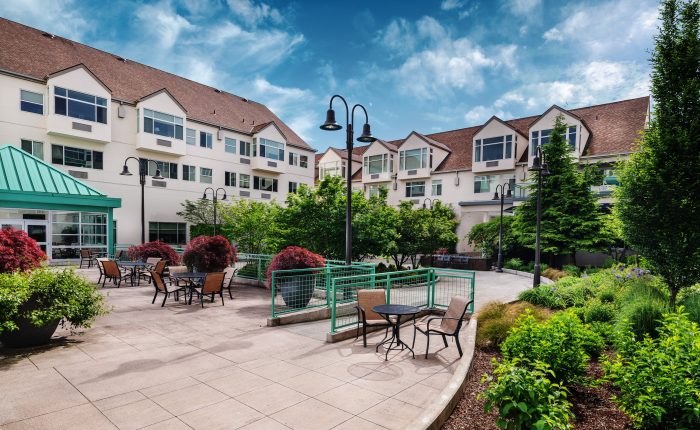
[[0, 0, 658, 150]]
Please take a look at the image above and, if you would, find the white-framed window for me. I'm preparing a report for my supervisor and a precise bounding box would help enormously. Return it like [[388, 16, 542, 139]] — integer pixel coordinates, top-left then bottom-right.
[[288, 181, 298, 193], [300, 155, 308, 168], [149, 222, 186, 245], [54, 86, 107, 124], [474, 175, 496, 193], [224, 171, 236, 187], [364, 153, 392, 175], [531, 126, 577, 155], [140, 158, 178, 179], [225, 137, 236, 153], [289, 152, 299, 166], [405, 181, 425, 197], [20, 89, 43, 114], [143, 108, 183, 139], [319, 161, 345, 178], [21, 139, 44, 159], [239, 174, 250, 189], [368, 184, 382, 198], [399, 148, 428, 170], [182, 165, 196, 181], [200, 131, 213, 149], [258, 138, 284, 161], [200, 167, 212, 183], [239, 141, 251, 157], [51, 144, 103, 170], [474, 135, 513, 162], [432, 179, 442, 196], [186, 128, 196, 145], [253, 175, 278, 192]]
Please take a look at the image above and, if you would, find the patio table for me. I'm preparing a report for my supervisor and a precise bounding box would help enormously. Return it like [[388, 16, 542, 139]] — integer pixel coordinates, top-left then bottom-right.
[[170, 272, 206, 304], [372, 304, 420, 361], [118, 261, 147, 286]]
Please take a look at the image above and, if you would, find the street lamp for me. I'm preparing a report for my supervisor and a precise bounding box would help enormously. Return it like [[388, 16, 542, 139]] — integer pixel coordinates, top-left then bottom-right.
[[201, 187, 227, 236], [422, 197, 441, 209], [492, 182, 513, 273], [120, 157, 164, 244], [528, 146, 550, 287], [320, 95, 377, 265]]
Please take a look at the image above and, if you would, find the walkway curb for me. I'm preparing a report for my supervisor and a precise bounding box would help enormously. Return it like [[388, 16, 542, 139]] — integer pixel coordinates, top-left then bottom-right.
[[500, 268, 554, 284], [408, 317, 478, 430]]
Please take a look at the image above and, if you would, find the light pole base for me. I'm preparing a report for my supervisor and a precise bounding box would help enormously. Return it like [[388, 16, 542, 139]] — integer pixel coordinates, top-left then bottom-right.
[[495, 268, 503, 273]]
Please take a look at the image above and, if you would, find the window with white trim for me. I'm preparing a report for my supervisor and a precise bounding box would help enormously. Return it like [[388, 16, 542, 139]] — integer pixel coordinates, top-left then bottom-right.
[[289, 152, 299, 166], [200, 167, 212, 183], [200, 131, 213, 149], [239, 173, 250, 189], [257, 138, 284, 161], [253, 175, 278, 192], [474, 175, 496, 193], [319, 161, 345, 178], [405, 181, 425, 197], [239, 141, 251, 157], [140, 158, 178, 179], [224, 171, 236, 187], [21, 139, 44, 159], [364, 153, 392, 175], [182, 165, 196, 181], [54, 86, 107, 124], [300, 155, 308, 168], [143, 108, 183, 139], [20, 90, 43, 114], [51, 144, 103, 169], [531, 126, 577, 155], [149, 222, 186, 244], [186, 128, 196, 145], [474, 135, 513, 162], [431, 179, 442, 196], [225, 137, 236, 153], [368, 185, 382, 198], [288, 181, 298, 193], [399, 148, 428, 170]]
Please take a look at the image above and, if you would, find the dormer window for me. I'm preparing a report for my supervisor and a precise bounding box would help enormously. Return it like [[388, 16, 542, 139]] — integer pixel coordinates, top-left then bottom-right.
[[364, 154, 393, 175], [530, 126, 577, 155], [143, 109, 183, 140], [257, 138, 284, 161], [474, 135, 513, 162], [320, 161, 345, 178], [399, 148, 428, 170], [54, 87, 107, 124]]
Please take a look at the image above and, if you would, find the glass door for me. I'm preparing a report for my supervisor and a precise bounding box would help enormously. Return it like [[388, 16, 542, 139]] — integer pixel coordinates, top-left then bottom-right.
[[24, 220, 48, 254]]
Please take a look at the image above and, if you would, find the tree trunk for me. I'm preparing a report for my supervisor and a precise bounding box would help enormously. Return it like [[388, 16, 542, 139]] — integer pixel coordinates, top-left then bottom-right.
[[670, 285, 678, 309]]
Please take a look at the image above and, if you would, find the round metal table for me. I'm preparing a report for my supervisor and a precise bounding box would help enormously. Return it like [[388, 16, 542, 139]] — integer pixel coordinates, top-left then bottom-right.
[[118, 261, 147, 286], [169, 272, 206, 304], [372, 304, 420, 360]]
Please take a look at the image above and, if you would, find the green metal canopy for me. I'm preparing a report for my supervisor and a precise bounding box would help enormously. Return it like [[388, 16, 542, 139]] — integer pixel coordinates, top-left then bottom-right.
[[0, 144, 121, 211]]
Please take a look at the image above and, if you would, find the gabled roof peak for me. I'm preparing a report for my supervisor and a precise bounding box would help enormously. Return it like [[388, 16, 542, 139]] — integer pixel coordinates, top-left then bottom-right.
[[47, 63, 112, 93]]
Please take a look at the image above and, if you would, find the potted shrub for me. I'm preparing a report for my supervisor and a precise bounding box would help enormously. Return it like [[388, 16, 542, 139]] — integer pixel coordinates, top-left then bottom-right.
[[267, 246, 325, 309], [0, 227, 46, 273], [127, 241, 180, 265], [182, 235, 236, 272], [0, 268, 107, 348]]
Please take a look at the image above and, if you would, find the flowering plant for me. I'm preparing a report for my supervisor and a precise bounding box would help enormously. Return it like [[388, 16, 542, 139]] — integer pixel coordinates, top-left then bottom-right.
[[266, 246, 325, 289], [0, 227, 46, 273], [182, 235, 236, 272], [127, 241, 180, 265]]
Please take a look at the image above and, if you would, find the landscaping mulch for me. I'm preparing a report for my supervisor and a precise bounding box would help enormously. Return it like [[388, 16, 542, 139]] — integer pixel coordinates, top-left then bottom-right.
[[441, 348, 632, 430]]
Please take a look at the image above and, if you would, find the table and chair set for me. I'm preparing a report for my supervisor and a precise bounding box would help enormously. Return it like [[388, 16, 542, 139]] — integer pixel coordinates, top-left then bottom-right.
[[355, 289, 473, 361]]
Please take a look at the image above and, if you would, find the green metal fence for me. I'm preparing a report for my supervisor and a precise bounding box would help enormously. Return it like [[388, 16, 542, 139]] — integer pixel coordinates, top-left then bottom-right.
[[236, 253, 272, 281], [329, 268, 475, 332], [270, 264, 376, 317]]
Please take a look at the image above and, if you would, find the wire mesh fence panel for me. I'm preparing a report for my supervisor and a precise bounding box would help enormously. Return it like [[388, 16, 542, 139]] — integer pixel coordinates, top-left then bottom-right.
[[271, 265, 375, 317], [431, 268, 476, 313], [236, 253, 272, 281]]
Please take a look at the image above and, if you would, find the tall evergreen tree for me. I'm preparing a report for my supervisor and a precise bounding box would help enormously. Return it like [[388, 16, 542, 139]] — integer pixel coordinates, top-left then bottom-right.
[[513, 114, 605, 263], [616, 0, 700, 307]]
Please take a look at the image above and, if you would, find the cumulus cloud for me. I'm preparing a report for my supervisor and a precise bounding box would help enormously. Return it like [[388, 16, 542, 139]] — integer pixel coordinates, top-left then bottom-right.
[[0, 0, 89, 41], [248, 78, 318, 142], [464, 105, 510, 124], [226, 0, 283, 27], [506, 0, 542, 16], [136, 1, 194, 50], [440, 0, 464, 11]]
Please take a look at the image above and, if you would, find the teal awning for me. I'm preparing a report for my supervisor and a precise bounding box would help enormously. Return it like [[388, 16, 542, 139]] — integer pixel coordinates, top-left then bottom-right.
[[0, 144, 121, 211]]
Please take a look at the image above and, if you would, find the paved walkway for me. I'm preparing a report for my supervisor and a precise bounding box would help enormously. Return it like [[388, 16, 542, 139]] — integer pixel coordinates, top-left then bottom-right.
[[0, 268, 530, 430]]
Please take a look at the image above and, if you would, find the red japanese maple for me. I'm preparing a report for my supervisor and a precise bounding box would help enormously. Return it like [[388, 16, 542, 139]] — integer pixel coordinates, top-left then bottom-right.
[[266, 246, 325, 289], [181, 235, 237, 272], [127, 241, 180, 265], [0, 227, 46, 273]]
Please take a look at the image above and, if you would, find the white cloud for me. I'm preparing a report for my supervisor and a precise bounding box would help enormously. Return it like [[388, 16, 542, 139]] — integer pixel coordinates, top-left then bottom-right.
[[464, 105, 510, 123], [0, 0, 88, 41], [375, 18, 415, 55], [441, 0, 464, 11], [248, 78, 317, 142], [226, 0, 283, 27], [136, 1, 194, 50], [542, 0, 658, 59], [506, 0, 542, 17]]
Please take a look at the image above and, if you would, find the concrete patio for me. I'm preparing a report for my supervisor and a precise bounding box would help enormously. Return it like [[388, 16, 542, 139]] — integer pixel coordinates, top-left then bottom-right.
[[0, 268, 530, 430]]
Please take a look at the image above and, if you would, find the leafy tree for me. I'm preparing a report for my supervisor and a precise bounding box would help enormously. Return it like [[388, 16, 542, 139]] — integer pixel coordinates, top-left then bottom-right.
[[468, 216, 518, 259], [218, 199, 281, 254], [353, 187, 399, 261], [176, 199, 215, 237], [616, 0, 700, 307], [512, 114, 606, 263], [421, 201, 459, 257]]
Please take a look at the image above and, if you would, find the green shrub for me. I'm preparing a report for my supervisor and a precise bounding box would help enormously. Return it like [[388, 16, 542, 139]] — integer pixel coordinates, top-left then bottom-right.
[[518, 287, 565, 309], [501, 310, 603, 383], [482, 358, 573, 430], [604, 310, 700, 429], [504, 258, 524, 271], [558, 284, 596, 308], [680, 294, 700, 325], [616, 282, 669, 340], [476, 301, 550, 348], [597, 287, 618, 303], [0, 268, 107, 333], [584, 300, 616, 323], [589, 321, 616, 345], [562, 264, 581, 277]]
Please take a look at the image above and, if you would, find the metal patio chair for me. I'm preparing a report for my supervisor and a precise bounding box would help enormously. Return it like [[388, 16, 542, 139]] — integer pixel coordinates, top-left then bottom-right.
[[101, 260, 130, 288], [190, 272, 226, 307], [79, 249, 93, 268], [151, 271, 186, 307], [222, 267, 238, 299], [412, 296, 473, 358], [355, 289, 391, 348]]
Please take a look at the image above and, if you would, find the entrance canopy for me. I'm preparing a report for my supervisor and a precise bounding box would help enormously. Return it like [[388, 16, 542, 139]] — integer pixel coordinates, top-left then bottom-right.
[[0, 145, 121, 258]]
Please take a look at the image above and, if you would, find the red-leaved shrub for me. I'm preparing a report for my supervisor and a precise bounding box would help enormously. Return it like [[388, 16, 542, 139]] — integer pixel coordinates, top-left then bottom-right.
[[127, 241, 180, 265], [0, 227, 46, 273], [266, 246, 325, 289], [182, 235, 236, 272], [434, 248, 449, 255]]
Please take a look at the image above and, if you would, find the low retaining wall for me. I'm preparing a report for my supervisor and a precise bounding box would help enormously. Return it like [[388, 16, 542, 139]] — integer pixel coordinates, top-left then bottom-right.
[[500, 268, 554, 284]]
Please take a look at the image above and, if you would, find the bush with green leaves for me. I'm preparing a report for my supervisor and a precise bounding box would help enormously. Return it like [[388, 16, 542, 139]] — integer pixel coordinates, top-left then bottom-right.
[[476, 301, 550, 348], [482, 358, 573, 430], [518, 287, 565, 309], [604, 309, 700, 429], [615, 280, 669, 340], [501, 310, 603, 383], [0, 268, 107, 333], [504, 258, 524, 271], [562, 264, 581, 277], [583, 299, 616, 323]]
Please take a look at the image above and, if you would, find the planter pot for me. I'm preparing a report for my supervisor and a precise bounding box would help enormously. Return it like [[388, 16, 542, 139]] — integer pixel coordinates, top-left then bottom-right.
[[279, 274, 316, 309], [0, 317, 60, 348]]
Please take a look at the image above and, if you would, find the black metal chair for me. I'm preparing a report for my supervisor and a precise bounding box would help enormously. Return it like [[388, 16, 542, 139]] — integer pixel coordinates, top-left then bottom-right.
[[190, 272, 226, 307], [151, 271, 186, 307], [101, 260, 130, 288], [412, 296, 473, 358], [355, 289, 391, 347], [223, 267, 238, 299]]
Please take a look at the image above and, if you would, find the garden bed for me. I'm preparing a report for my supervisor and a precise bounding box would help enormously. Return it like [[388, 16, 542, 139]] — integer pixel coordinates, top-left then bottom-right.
[[442, 347, 632, 430]]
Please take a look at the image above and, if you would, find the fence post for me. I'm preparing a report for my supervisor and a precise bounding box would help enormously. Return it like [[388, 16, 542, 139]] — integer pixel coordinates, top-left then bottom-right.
[[330, 277, 337, 333], [325, 267, 331, 307], [271, 271, 276, 318], [385, 273, 391, 304], [470, 272, 476, 313]]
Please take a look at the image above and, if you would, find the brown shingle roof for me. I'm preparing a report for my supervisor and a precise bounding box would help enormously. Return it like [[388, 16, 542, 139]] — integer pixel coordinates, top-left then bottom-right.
[[383, 97, 648, 172], [0, 17, 311, 150]]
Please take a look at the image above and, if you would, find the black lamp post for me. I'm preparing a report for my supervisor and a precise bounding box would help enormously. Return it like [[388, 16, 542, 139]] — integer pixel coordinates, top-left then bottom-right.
[[422, 197, 441, 209], [202, 187, 227, 236], [528, 146, 550, 287], [492, 182, 513, 273], [320, 95, 377, 265], [120, 157, 164, 244]]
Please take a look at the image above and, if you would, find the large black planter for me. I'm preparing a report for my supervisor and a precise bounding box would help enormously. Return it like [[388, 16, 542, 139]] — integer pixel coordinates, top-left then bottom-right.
[[0, 317, 60, 348], [279, 274, 316, 309]]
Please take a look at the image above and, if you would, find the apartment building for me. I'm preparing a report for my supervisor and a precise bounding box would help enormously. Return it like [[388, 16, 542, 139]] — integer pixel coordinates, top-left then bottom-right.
[[317, 96, 650, 252], [0, 18, 315, 261]]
